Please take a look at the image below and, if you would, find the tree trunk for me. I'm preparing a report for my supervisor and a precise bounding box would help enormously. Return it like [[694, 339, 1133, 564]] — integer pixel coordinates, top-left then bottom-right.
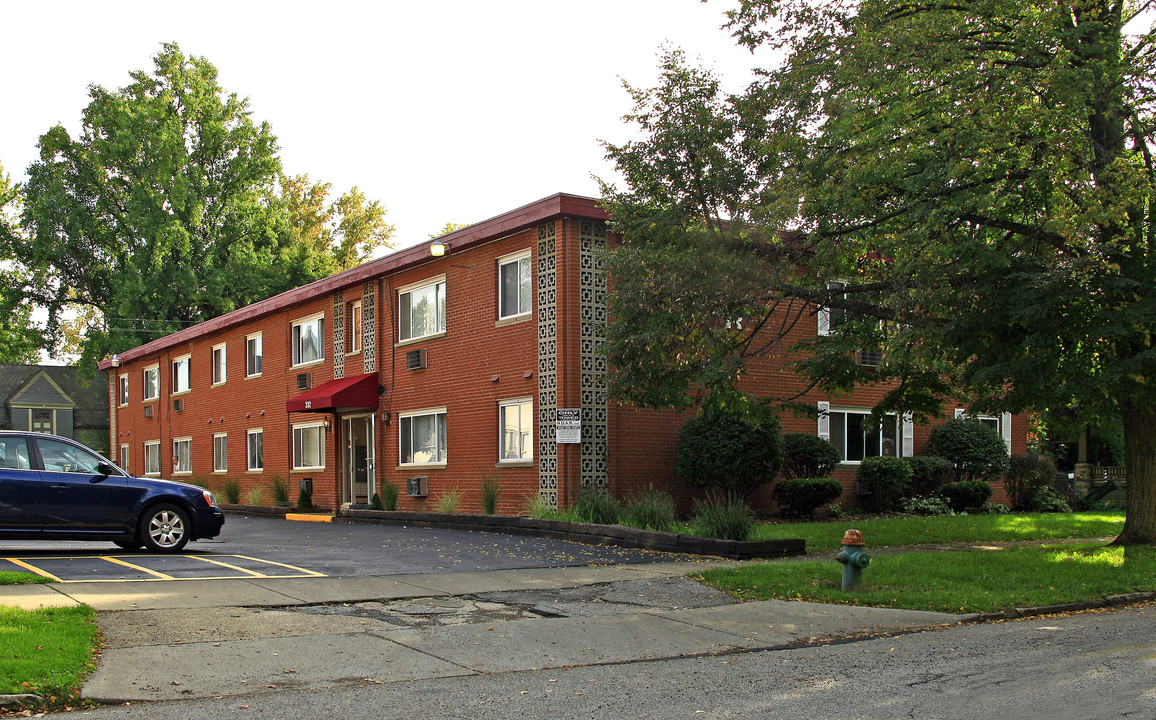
[[1112, 405, 1156, 546]]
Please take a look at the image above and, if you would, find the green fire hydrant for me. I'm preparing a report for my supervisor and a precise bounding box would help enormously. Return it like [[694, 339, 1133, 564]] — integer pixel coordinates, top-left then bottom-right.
[[835, 529, 870, 591]]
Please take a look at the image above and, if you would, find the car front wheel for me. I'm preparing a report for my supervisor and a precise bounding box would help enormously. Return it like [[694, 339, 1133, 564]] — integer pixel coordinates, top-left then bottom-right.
[[139, 503, 190, 553]]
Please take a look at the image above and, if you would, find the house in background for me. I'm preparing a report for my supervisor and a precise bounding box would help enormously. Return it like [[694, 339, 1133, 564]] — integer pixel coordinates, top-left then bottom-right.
[[0, 364, 110, 455], [97, 193, 1025, 514]]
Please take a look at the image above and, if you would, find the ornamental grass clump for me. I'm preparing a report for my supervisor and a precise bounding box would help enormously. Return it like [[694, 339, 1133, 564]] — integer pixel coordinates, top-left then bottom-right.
[[691, 494, 757, 541], [218, 478, 241, 505], [574, 487, 622, 525], [379, 480, 399, 511], [621, 485, 677, 532], [480, 473, 502, 514]]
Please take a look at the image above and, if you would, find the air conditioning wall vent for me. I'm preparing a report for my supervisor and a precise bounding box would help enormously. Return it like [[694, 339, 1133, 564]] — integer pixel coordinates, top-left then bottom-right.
[[172, 398, 184, 413], [406, 349, 428, 371], [407, 475, 429, 497], [296, 373, 312, 390], [143, 405, 154, 418]]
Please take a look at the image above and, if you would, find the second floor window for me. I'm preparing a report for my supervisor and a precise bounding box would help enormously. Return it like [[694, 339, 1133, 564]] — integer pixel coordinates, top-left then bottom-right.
[[143, 366, 159, 401], [498, 253, 532, 319], [212, 344, 226, 385], [246, 334, 263, 376], [400, 279, 446, 341], [118, 375, 129, 406], [172, 356, 190, 394], [292, 315, 324, 366]]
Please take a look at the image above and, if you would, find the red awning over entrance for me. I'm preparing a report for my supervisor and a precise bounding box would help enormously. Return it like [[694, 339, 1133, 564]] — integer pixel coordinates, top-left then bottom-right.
[[286, 372, 380, 413]]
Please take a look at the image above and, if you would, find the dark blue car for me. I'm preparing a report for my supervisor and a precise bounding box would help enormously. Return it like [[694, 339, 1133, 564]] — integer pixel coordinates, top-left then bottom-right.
[[0, 431, 224, 553]]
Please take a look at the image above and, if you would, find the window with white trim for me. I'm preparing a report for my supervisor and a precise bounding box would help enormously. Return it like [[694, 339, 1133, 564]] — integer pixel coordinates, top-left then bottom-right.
[[819, 405, 900, 463], [400, 409, 447, 465], [118, 375, 129, 406], [293, 422, 326, 470], [173, 437, 192, 474], [171, 355, 190, 395], [955, 408, 1013, 455], [292, 314, 325, 366], [143, 365, 159, 401], [213, 433, 228, 473], [212, 344, 227, 385], [119, 444, 129, 472], [817, 281, 847, 336], [144, 440, 161, 475], [246, 333, 263, 377], [499, 398, 533, 461], [498, 251, 532, 320], [399, 277, 446, 341], [247, 429, 264, 471], [348, 300, 362, 354]]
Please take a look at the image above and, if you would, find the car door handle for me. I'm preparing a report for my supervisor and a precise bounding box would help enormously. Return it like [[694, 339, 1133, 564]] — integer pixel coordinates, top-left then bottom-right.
[[50, 484, 70, 490]]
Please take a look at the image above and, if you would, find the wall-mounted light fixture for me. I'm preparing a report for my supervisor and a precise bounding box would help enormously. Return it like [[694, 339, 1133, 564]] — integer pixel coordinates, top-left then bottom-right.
[[110, 354, 122, 368], [429, 238, 470, 268]]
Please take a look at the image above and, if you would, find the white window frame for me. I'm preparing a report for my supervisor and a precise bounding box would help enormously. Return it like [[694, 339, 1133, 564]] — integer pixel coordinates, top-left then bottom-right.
[[399, 407, 447, 466], [144, 440, 161, 476], [955, 408, 1013, 455], [172, 437, 192, 475], [118, 375, 129, 406], [171, 355, 191, 395], [247, 428, 264, 471], [212, 343, 227, 386], [143, 365, 160, 401], [348, 300, 363, 354], [119, 444, 129, 473], [213, 432, 228, 473], [398, 275, 447, 342], [292, 422, 326, 470], [498, 397, 533, 462], [817, 402, 903, 464], [497, 250, 532, 320], [817, 281, 847, 336], [246, 333, 263, 377], [291, 312, 325, 367]]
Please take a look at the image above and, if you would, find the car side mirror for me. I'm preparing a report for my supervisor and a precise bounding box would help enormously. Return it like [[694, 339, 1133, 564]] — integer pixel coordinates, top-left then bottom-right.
[[97, 461, 117, 477]]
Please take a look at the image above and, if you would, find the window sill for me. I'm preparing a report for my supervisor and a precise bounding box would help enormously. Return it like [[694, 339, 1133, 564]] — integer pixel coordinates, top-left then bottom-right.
[[292, 466, 326, 472], [397, 462, 447, 470], [171, 390, 190, 397], [211, 381, 226, 388], [497, 459, 534, 468], [395, 332, 445, 349], [246, 373, 263, 380], [291, 359, 325, 371], [495, 313, 532, 328], [246, 469, 265, 474], [344, 350, 363, 358]]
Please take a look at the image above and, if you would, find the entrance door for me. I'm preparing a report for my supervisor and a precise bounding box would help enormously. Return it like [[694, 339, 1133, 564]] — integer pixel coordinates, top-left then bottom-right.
[[342, 414, 375, 506]]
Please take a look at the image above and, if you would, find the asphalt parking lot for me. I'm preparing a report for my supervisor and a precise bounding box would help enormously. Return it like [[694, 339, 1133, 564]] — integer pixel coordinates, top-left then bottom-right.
[[0, 514, 693, 582]]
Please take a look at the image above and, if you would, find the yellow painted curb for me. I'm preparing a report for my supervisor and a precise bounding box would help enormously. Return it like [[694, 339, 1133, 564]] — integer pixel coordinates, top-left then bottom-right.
[[285, 513, 335, 523]]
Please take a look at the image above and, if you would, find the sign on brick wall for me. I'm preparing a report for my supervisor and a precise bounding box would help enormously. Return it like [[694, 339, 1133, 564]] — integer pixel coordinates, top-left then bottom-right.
[[556, 408, 581, 444]]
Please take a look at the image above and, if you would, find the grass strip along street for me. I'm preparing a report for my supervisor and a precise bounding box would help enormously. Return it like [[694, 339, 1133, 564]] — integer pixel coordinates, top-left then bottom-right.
[[0, 605, 99, 702]]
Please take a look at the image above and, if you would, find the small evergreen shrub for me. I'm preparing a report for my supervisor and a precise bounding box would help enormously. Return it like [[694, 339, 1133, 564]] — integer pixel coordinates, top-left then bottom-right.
[[780, 433, 842, 480], [270, 475, 291, 504], [691, 494, 757, 541], [676, 399, 783, 497], [772, 477, 843, 518], [900, 495, 953, 516], [937, 480, 993, 512], [219, 478, 241, 504], [574, 487, 622, 525], [925, 418, 1011, 482], [856, 456, 913, 512], [904, 455, 954, 497], [368, 493, 384, 511], [1004, 453, 1056, 510], [621, 485, 676, 532], [480, 473, 502, 515], [296, 488, 314, 510], [379, 480, 399, 511], [1030, 486, 1072, 513]]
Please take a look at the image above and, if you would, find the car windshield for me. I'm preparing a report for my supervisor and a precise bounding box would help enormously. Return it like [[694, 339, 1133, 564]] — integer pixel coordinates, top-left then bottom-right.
[[36, 438, 106, 474]]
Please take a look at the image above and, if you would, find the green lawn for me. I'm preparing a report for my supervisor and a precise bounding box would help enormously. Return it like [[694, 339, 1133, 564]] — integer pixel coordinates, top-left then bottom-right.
[[0, 571, 52, 586], [693, 543, 1155, 614], [0, 605, 99, 700], [752, 510, 1126, 553]]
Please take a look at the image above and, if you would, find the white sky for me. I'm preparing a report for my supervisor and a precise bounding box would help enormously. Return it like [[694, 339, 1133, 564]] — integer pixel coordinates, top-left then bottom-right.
[[1, 0, 761, 249]]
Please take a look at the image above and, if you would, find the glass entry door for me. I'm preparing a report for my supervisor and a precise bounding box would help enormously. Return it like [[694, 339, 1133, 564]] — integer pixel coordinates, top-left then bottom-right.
[[342, 414, 375, 506]]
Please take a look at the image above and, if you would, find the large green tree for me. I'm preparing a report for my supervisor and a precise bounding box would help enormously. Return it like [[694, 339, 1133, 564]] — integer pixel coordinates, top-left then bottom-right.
[[602, 1, 1156, 545], [0, 162, 52, 364], [8, 43, 391, 368]]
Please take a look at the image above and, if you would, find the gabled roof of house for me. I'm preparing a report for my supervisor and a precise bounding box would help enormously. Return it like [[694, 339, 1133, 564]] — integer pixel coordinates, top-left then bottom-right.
[[98, 193, 607, 370], [0, 364, 109, 427]]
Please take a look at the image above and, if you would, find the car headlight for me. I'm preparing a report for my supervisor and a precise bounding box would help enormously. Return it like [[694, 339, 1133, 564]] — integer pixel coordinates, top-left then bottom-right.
[[203, 490, 218, 507]]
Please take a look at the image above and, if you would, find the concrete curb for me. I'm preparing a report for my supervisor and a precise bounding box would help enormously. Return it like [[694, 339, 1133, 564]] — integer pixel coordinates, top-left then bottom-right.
[[330, 508, 807, 560], [974, 591, 1156, 622]]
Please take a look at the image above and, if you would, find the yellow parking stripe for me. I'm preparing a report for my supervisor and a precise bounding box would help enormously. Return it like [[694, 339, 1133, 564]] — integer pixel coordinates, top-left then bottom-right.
[[188, 555, 272, 578], [100, 556, 175, 580], [4, 558, 62, 582], [229, 554, 326, 577]]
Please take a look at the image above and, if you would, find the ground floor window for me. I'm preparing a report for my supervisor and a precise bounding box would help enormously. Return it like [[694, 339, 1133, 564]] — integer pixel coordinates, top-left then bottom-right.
[[248, 429, 264, 471], [499, 398, 533, 461], [400, 409, 447, 465], [119, 444, 129, 472], [213, 433, 228, 473], [144, 441, 160, 475], [293, 423, 325, 470], [826, 409, 899, 463], [173, 437, 192, 474]]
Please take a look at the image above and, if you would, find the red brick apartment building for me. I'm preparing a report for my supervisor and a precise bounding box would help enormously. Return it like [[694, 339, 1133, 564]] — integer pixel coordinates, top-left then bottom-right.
[[98, 193, 1025, 514]]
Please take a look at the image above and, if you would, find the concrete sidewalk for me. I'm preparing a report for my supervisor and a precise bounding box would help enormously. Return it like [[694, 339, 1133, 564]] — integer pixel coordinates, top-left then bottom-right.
[[2, 562, 969, 703]]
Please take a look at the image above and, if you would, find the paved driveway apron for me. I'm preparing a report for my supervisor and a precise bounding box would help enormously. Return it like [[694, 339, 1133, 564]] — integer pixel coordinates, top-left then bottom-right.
[[0, 515, 689, 582]]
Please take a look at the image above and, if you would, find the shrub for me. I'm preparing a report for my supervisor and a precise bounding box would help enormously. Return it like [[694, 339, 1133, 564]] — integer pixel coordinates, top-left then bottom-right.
[[780, 433, 842, 480], [691, 494, 757, 541], [480, 473, 502, 515], [904, 455, 954, 497], [246, 486, 265, 505], [573, 487, 622, 525], [979, 501, 1010, 515], [676, 398, 783, 497], [856, 456, 913, 512], [826, 502, 847, 519], [938, 480, 993, 512], [1004, 453, 1056, 510], [522, 493, 558, 519], [900, 495, 953, 516], [379, 480, 399, 511], [621, 485, 677, 531], [368, 493, 384, 511], [270, 475, 290, 504], [772, 477, 843, 518], [296, 488, 314, 510], [1030, 486, 1072, 513], [435, 488, 464, 514], [218, 478, 241, 504], [925, 418, 1011, 482]]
